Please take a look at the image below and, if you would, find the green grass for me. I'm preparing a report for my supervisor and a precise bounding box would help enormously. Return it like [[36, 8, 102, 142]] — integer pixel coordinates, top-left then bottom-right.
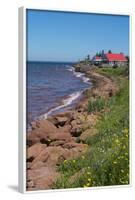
[[52, 68, 129, 189], [87, 96, 106, 113], [96, 66, 129, 78]]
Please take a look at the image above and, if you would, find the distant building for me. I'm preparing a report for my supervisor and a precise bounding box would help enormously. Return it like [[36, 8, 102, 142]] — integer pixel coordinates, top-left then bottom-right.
[[92, 56, 102, 66], [92, 52, 128, 67]]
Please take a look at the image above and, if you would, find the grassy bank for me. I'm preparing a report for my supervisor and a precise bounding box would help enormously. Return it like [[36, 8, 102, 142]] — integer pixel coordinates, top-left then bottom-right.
[[53, 67, 129, 189]]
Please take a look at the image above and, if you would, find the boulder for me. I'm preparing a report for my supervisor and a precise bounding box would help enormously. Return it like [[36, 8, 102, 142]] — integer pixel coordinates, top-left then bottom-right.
[[58, 124, 72, 132], [27, 133, 40, 147], [46, 116, 58, 126], [30, 161, 45, 170], [35, 119, 58, 132], [27, 143, 47, 161], [49, 140, 66, 146], [62, 143, 88, 159], [79, 128, 97, 142], [27, 119, 73, 146], [31, 146, 66, 167], [67, 144, 88, 159], [70, 120, 83, 137], [27, 119, 58, 146], [55, 116, 69, 126], [62, 141, 83, 149], [47, 112, 74, 127], [27, 166, 59, 190]]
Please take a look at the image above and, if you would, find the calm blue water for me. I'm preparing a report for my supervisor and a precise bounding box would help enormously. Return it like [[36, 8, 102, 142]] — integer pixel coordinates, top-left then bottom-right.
[[27, 61, 92, 124]]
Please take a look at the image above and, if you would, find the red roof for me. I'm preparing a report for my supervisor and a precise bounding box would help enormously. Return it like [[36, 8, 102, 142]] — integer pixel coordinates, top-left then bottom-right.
[[94, 56, 102, 61], [105, 53, 127, 61], [95, 56, 101, 59]]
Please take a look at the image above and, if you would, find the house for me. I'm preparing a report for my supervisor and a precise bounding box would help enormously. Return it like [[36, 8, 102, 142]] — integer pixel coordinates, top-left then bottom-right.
[[92, 52, 128, 67], [92, 56, 102, 66], [104, 53, 127, 67]]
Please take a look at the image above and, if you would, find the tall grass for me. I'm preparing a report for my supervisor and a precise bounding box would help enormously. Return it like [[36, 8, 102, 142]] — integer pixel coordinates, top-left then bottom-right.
[[87, 97, 106, 113], [53, 68, 129, 189]]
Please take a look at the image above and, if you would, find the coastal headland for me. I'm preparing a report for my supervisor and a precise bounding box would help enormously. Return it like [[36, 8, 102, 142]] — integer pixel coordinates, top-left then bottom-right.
[[26, 63, 129, 191]]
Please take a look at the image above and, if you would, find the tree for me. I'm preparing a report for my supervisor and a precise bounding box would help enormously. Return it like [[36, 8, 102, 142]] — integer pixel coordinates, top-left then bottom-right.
[[98, 51, 102, 57], [108, 50, 112, 54], [86, 54, 90, 61], [102, 50, 104, 55], [125, 55, 129, 63]]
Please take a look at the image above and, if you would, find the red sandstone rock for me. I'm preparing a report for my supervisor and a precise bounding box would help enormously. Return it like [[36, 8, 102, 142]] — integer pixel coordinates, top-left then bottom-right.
[[27, 143, 47, 160], [27, 166, 59, 190]]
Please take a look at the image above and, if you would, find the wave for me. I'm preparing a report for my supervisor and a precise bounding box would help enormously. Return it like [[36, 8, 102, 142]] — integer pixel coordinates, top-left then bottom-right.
[[40, 65, 92, 119], [66, 65, 91, 85], [43, 91, 82, 119]]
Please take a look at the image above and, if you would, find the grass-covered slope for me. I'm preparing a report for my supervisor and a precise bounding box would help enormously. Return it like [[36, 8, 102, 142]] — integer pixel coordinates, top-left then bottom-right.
[[53, 67, 129, 189]]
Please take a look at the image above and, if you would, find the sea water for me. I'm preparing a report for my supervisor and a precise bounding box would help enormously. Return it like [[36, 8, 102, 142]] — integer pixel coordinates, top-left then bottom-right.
[[27, 61, 92, 125]]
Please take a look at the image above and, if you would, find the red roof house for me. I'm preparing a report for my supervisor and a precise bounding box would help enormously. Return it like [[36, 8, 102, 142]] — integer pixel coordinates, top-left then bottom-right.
[[105, 53, 127, 62], [92, 52, 128, 67], [94, 56, 102, 61]]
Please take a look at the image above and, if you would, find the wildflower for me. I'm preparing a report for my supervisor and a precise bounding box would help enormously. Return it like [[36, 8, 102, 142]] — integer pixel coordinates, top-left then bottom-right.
[[81, 155, 85, 159], [64, 159, 68, 164], [88, 178, 91, 182], [125, 128, 128, 132], [123, 128, 128, 134], [115, 139, 119, 143], [113, 161, 117, 164], [86, 182, 90, 187], [72, 159, 76, 163], [83, 185, 87, 188]]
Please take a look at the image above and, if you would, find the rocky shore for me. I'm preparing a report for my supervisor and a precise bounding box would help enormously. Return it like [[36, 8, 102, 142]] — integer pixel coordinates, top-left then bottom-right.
[[26, 64, 118, 191]]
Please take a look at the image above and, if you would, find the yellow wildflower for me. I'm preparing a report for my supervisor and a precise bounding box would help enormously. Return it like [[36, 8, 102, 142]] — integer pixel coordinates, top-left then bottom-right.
[[64, 159, 68, 164], [83, 185, 87, 188], [124, 128, 128, 134], [86, 182, 90, 187], [72, 159, 76, 163], [81, 155, 85, 159], [88, 178, 91, 182], [115, 139, 119, 143]]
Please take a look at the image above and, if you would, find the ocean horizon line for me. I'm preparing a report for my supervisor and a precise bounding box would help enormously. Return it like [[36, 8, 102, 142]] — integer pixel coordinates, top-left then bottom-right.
[[27, 60, 77, 64]]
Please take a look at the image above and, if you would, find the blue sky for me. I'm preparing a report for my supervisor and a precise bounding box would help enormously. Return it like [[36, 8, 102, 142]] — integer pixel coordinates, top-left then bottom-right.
[[27, 9, 129, 62]]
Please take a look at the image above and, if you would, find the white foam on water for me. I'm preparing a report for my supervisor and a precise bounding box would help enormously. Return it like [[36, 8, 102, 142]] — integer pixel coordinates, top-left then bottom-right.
[[43, 91, 82, 119], [42, 65, 92, 119], [67, 65, 91, 85]]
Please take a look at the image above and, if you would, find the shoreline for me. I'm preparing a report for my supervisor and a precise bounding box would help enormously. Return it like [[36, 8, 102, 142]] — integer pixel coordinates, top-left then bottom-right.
[[28, 64, 93, 128], [26, 64, 118, 191]]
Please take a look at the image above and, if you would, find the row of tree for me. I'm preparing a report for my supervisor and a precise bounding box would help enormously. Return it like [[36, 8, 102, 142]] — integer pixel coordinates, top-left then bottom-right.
[[84, 50, 112, 61]]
